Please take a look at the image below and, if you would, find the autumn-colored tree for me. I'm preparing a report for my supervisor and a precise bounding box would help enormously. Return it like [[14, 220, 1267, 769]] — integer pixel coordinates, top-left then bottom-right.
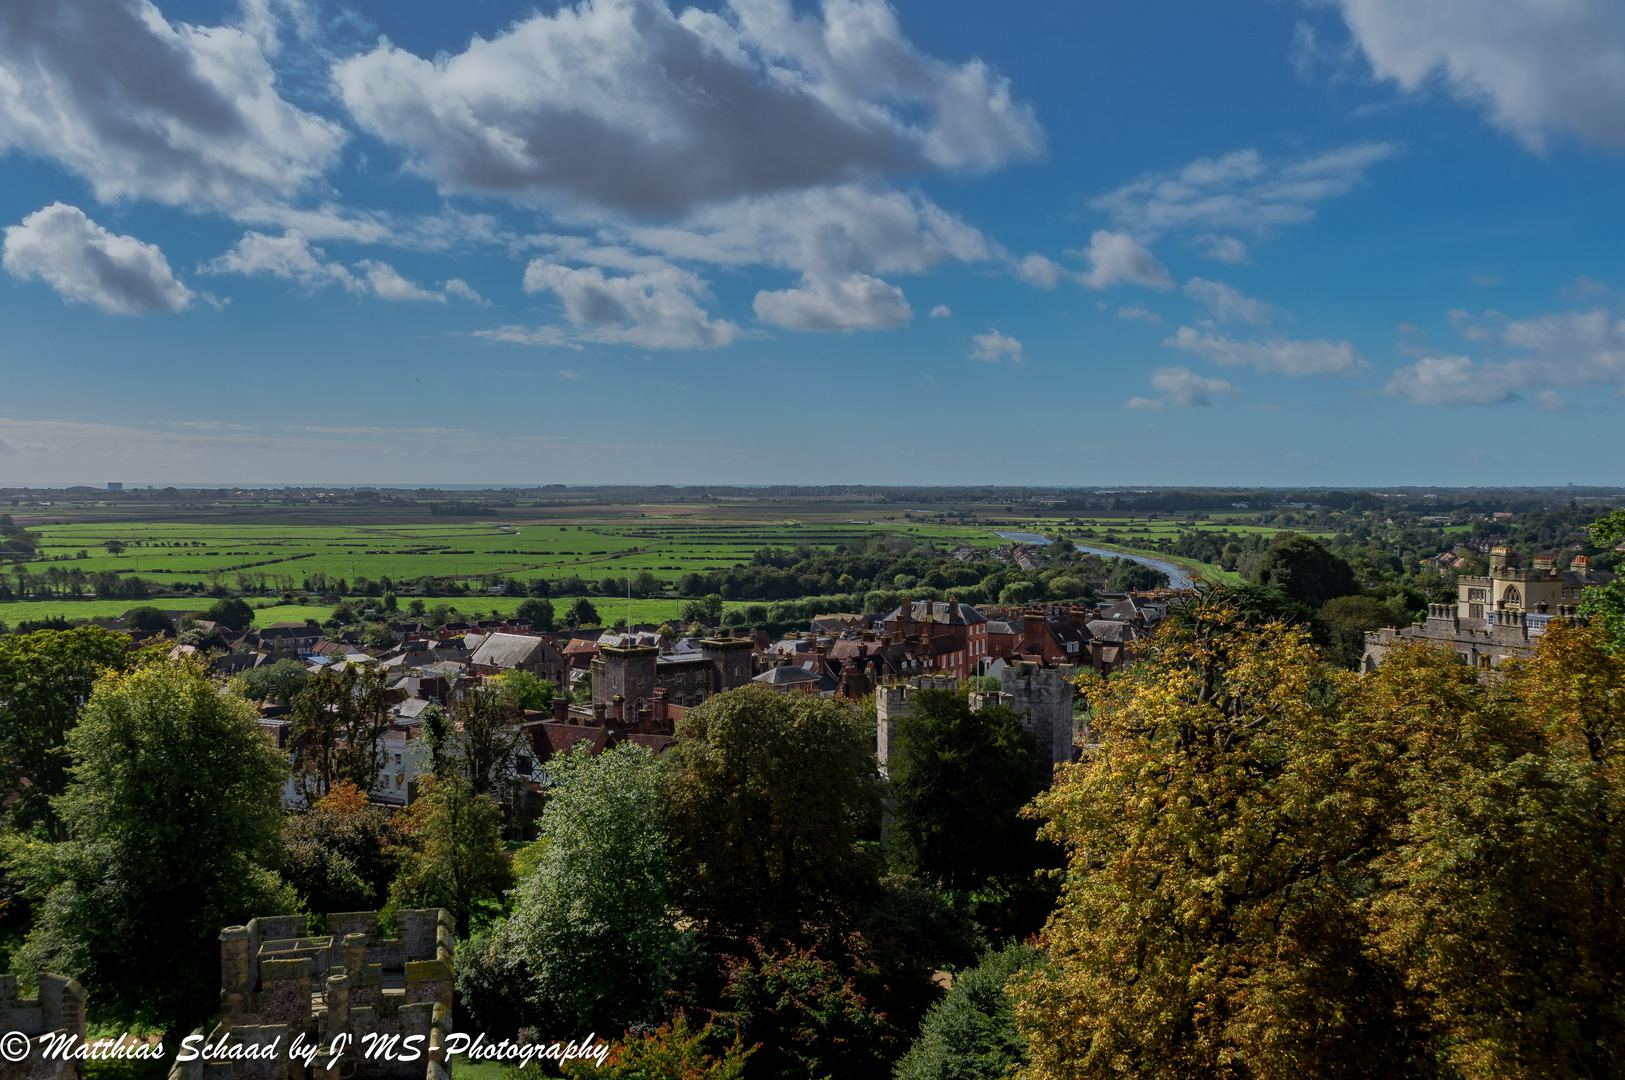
[[1013, 597, 1625, 1080], [1013, 594, 1430, 1080], [555, 1011, 755, 1080], [281, 779, 407, 912]]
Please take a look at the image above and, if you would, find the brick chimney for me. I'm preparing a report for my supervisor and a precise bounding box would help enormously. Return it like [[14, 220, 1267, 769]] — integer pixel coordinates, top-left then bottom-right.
[[553, 696, 569, 723], [1573, 555, 1590, 571], [612, 694, 624, 725], [1023, 611, 1045, 653]]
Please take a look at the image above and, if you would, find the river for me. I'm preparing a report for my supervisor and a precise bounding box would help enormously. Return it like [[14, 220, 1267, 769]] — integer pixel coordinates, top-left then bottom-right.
[[995, 531, 1193, 589]]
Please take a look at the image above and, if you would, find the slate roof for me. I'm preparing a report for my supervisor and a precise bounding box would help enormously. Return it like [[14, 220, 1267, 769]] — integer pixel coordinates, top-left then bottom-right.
[[887, 601, 988, 625], [470, 632, 554, 670], [1087, 620, 1139, 644], [754, 664, 821, 685]]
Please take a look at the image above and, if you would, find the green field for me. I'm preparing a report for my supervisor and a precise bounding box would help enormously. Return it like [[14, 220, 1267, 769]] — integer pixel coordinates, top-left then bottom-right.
[[2, 501, 1263, 626]]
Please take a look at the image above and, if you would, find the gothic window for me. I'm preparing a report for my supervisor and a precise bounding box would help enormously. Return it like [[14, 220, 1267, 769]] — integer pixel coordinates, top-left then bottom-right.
[[1502, 586, 1521, 607]]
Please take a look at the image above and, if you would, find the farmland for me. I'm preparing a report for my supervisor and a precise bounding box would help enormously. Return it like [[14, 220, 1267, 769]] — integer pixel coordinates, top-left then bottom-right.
[[0, 498, 1262, 627]]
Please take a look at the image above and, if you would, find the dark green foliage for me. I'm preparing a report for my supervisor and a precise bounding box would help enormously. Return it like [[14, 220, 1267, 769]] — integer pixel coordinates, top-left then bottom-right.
[[886, 690, 1051, 892], [390, 773, 513, 935], [1104, 559, 1167, 592], [664, 685, 882, 946], [6, 659, 293, 1031], [1318, 594, 1393, 670], [716, 940, 901, 1080], [564, 597, 600, 628], [894, 943, 1042, 1080], [1253, 533, 1358, 608], [0, 626, 136, 837], [515, 596, 555, 631], [203, 597, 255, 632], [123, 607, 174, 636]]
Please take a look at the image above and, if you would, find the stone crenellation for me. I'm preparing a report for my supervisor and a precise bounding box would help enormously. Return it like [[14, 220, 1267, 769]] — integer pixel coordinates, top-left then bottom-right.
[[0, 975, 88, 1080], [171, 909, 453, 1080]]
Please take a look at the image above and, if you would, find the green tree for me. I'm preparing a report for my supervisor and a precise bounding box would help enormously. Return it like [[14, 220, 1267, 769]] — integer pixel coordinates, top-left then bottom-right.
[[6, 658, 292, 1031], [0, 626, 137, 837], [408, 597, 427, 617], [230, 656, 310, 705], [1317, 593, 1392, 669], [998, 581, 1037, 606], [390, 773, 513, 934], [565, 597, 600, 628], [123, 606, 175, 637], [895, 943, 1043, 1080], [450, 685, 526, 799], [663, 685, 881, 945], [287, 663, 392, 805], [102, 539, 125, 556], [714, 940, 901, 1080], [886, 690, 1049, 891], [1104, 559, 1167, 592], [495, 669, 556, 713], [1253, 533, 1358, 608], [1579, 508, 1625, 652], [203, 596, 255, 632], [516, 596, 555, 632], [477, 744, 695, 1035], [361, 621, 397, 649]]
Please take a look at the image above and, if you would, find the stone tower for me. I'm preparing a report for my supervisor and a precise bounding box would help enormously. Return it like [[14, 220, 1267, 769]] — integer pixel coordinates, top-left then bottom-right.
[[700, 636, 754, 691], [594, 644, 658, 710]]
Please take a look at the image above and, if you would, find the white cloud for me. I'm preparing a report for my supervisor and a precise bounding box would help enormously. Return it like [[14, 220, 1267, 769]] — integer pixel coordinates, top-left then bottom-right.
[[204, 232, 487, 304], [359, 261, 444, 304], [1165, 325, 1368, 376], [517, 260, 740, 349], [1092, 143, 1395, 249], [202, 231, 361, 292], [929, 304, 952, 318], [1126, 366, 1240, 409], [1383, 354, 1523, 407], [970, 329, 1022, 363], [2, 203, 192, 314], [1199, 235, 1250, 264], [334, 0, 1041, 215], [1326, 0, 1625, 151], [1184, 278, 1272, 325], [754, 273, 910, 331], [1386, 307, 1625, 406], [1073, 230, 1175, 291], [0, 0, 344, 213], [1115, 304, 1163, 324], [1535, 390, 1571, 411], [1016, 253, 1065, 289]]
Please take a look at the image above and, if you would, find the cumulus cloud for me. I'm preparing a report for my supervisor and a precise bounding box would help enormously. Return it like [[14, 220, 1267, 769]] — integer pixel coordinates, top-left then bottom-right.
[[516, 259, 740, 349], [1073, 231, 1175, 291], [1325, 0, 1625, 151], [929, 304, 952, 318], [203, 232, 484, 304], [1126, 366, 1240, 409], [334, 0, 1041, 215], [755, 273, 910, 331], [1184, 278, 1272, 325], [1165, 325, 1367, 376], [0, 0, 344, 213], [3, 203, 192, 314], [970, 330, 1022, 363], [203, 231, 361, 292], [1092, 143, 1395, 250], [1016, 253, 1066, 289], [1385, 307, 1625, 405]]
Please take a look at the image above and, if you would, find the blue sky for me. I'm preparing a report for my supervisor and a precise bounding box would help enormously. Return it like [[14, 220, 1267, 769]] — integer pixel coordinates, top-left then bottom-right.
[[1, 0, 1622, 486]]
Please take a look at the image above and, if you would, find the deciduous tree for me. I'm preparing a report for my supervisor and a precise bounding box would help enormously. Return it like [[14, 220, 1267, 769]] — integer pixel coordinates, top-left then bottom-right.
[[6, 658, 293, 1031]]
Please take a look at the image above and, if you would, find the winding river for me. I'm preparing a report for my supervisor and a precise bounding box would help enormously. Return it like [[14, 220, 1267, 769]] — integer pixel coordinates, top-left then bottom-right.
[[995, 531, 1194, 589]]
